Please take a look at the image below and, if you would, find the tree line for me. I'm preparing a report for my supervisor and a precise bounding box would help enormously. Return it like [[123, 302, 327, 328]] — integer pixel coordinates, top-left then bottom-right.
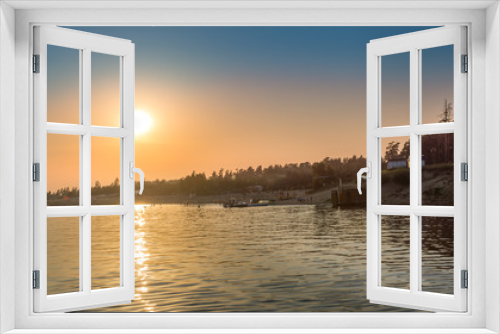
[[47, 155, 368, 198], [140, 155, 368, 196]]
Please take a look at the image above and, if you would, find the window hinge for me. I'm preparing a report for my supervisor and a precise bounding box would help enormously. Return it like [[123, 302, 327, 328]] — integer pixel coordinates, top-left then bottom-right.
[[461, 162, 468, 182], [32, 270, 40, 289], [33, 163, 40, 182], [33, 54, 40, 73], [461, 54, 468, 73], [461, 270, 468, 289]]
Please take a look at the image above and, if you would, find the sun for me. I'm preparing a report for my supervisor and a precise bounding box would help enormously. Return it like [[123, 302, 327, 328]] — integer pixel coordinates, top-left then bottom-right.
[[135, 110, 152, 135]]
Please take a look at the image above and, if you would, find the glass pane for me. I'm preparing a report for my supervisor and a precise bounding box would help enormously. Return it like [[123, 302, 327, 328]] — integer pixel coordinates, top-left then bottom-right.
[[47, 217, 80, 295], [92, 215, 121, 289], [421, 133, 454, 206], [92, 52, 121, 127], [47, 134, 80, 206], [381, 215, 410, 289], [381, 137, 410, 205], [47, 45, 80, 124], [421, 216, 454, 294], [381, 52, 410, 127], [91, 137, 121, 205], [421, 45, 454, 124]]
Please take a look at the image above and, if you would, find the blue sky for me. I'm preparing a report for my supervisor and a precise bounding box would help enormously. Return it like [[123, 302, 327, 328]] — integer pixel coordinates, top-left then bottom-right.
[[48, 26, 453, 186]]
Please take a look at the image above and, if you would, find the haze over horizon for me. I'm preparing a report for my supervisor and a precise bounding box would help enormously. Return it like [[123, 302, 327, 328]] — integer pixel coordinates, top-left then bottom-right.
[[47, 26, 453, 191]]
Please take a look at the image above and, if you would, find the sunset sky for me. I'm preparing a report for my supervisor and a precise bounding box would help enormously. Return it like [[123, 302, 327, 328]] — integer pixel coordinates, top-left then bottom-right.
[[47, 26, 453, 191]]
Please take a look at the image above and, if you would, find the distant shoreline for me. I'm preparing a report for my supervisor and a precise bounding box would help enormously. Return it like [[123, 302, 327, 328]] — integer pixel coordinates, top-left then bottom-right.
[[135, 188, 334, 206], [47, 187, 340, 207]]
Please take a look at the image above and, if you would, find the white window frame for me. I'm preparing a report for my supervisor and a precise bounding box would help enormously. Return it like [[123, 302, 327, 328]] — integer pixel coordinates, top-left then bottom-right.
[[33, 26, 136, 313], [1, 1, 499, 333], [366, 26, 468, 313]]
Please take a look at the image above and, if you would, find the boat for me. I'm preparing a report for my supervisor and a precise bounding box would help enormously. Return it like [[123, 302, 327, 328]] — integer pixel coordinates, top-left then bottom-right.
[[248, 200, 270, 207], [223, 199, 269, 208], [223, 200, 248, 208]]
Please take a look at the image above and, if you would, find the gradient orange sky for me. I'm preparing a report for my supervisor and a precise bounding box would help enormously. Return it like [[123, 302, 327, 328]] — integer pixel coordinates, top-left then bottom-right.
[[47, 27, 452, 191]]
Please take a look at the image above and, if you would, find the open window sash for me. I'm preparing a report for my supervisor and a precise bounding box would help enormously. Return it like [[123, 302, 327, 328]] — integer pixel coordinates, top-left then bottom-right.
[[33, 26, 136, 312], [366, 26, 467, 312]]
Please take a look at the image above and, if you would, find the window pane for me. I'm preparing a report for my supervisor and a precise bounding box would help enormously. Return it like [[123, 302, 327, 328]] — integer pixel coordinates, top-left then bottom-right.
[[421, 45, 454, 124], [91, 52, 121, 127], [381, 215, 410, 289], [92, 215, 121, 290], [381, 137, 410, 205], [47, 45, 80, 124], [47, 217, 80, 295], [381, 52, 410, 127], [421, 133, 454, 206], [47, 134, 80, 206], [421, 216, 454, 294], [91, 137, 121, 205]]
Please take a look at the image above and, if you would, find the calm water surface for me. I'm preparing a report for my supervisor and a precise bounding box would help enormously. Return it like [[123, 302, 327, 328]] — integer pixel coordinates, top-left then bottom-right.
[[47, 204, 453, 312]]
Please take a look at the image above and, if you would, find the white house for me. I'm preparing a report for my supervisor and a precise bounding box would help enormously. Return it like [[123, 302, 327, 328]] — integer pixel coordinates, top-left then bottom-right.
[[387, 159, 408, 170]]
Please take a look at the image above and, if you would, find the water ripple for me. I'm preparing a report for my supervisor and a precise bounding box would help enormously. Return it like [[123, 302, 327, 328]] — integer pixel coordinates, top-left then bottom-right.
[[53, 204, 454, 312]]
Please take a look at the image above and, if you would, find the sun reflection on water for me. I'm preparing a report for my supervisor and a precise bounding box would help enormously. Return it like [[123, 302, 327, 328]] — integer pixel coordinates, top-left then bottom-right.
[[133, 205, 153, 310]]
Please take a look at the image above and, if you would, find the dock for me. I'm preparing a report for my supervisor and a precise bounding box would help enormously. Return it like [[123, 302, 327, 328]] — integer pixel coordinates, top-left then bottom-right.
[[331, 185, 366, 208]]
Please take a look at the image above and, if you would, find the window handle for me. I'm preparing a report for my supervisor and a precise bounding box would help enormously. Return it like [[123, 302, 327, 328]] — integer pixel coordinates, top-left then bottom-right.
[[357, 162, 371, 195], [129, 162, 145, 195]]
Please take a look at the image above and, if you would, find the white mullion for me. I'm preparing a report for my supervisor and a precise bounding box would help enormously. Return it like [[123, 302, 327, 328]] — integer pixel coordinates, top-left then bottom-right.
[[416, 47, 423, 209], [47, 123, 88, 136], [366, 46, 380, 299], [372, 205, 455, 217], [372, 123, 453, 140], [46, 205, 127, 217], [409, 48, 419, 294], [120, 214, 125, 287], [120, 56, 125, 207], [82, 48, 92, 295], [375, 54, 381, 289], [412, 123, 454, 135], [46, 207, 89, 217], [78, 48, 84, 292], [376, 55, 382, 205], [78, 216, 84, 292], [417, 215, 423, 294], [377, 214, 382, 287], [373, 126, 411, 138], [375, 138, 382, 288], [377, 54, 381, 129], [46, 123, 129, 138], [416, 48, 423, 292], [122, 48, 135, 296], [119, 55, 125, 287], [82, 213, 91, 294], [412, 205, 455, 217], [82, 49, 91, 210]]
